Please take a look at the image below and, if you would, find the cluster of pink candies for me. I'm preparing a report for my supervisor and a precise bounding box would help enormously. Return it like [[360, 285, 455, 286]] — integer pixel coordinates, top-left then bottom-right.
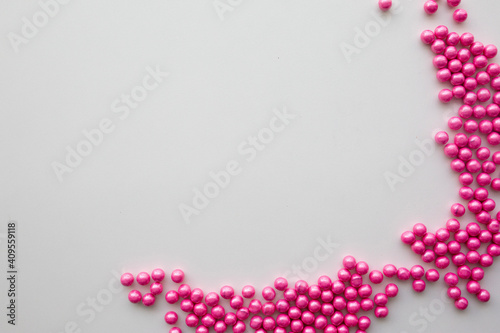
[[422, 0, 467, 23], [121, 257, 439, 333]]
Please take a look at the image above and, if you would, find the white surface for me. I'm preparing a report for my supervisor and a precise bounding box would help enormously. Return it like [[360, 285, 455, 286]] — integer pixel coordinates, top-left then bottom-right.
[[1, 0, 500, 332]]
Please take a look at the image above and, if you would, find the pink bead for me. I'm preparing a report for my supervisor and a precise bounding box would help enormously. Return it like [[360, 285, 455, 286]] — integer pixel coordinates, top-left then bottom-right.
[[178, 284, 191, 299], [136, 272, 151, 286], [262, 302, 275, 316], [330, 311, 344, 326], [369, 270, 384, 284], [180, 299, 194, 312], [434, 242, 448, 256], [276, 299, 290, 312], [262, 317, 276, 331], [471, 42, 485, 56], [434, 131, 449, 145], [385, 284, 398, 298], [343, 255, 356, 270], [468, 200, 483, 214], [324, 325, 337, 333], [448, 240, 462, 254], [344, 286, 358, 301], [358, 316, 371, 330], [301, 311, 314, 325], [467, 237, 481, 250], [447, 32, 460, 46], [447, 0, 461, 6], [250, 316, 263, 330], [447, 219, 461, 232], [150, 268, 165, 283], [283, 288, 297, 302], [318, 276, 332, 290], [150, 282, 163, 295], [421, 30, 436, 44], [464, 91, 478, 105], [332, 280, 345, 294], [412, 240, 426, 254], [458, 147, 472, 160], [296, 295, 308, 309], [196, 326, 208, 333], [444, 46, 458, 59], [477, 71, 491, 85], [432, 39, 447, 54], [412, 280, 426, 293], [463, 120, 477, 133], [344, 314, 358, 327], [233, 321, 245, 333], [410, 265, 425, 279], [487, 63, 500, 77], [214, 321, 227, 333], [142, 293, 155, 306], [475, 187, 489, 200], [120, 273, 134, 286], [448, 287, 461, 300], [452, 253, 466, 266], [475, 55, 489, 69], [276, 314, 290, 329], [477, 289, 490, 302], [471, 267, 485, 281], [453, 86, 466, 98], [466, 280, 481, 294], [397, 267, 411, 280], [356, 261, 369, 275], [346, 300, 361, 314], [128, 290, 142, 303], [358, 284, 372, 298], [488, 220, 500, 233], [455, 230, 469, 243], [457, 265, 472, 279], [412, 223, 427, 237], [205, 292, 219, 306], [451, 203, 465, 216], [449, 59, 463, 73], [230, 296, 243, 310], [321, 303, 334, 316], [451, 159, 465, 172], [444, 144, 459, 157], [422, 249, 436, 263], [480, 254, 494, 267], [493, 77, 500, 91], [274, 277, 288, 291], [448, 117, 462, 130], [482, 160, 496, 173], [165, 290, 179, 304], [433, 55, 448, 68], [477, 147, 491, 160], [314, 315, 327, 329], [477, 173, 492, 186], [190, 288, 204, 304], [171, 269, 184, 283], [434, 25, 448, 39], [249, 299, 262, 313], [186, 313, 199, 327], [374, 293, 388, 307], [423, 232, 436, 246], [459, 186, 474, 200], [494, 92, 500, 104], [455, 297, 468, 310], [291, 320, 303, 333], [169, 328, 182, 333], [477, 88, 491, 102], [374, 306, 389, 318], [360, 298, 374, 311], [425, 269, 440, 282], [224, 313, 237, 326], [457, 48, 471, 62], [436, 69, 451, 83], [338, 268, 351, 281], [220, 286, 234, 299], [453, 9, 467, 23], [308, 285, 321, 299], [466, 250, 480, 264], [349, 274, 363, 288], [378, 0, 392, 11], [383, 264, 398, 277], [165, 311, 178, 325], [435, 256, 450, 269], [480, 229, 493, 242], [295, 280, 308, 294], [460, 33, 474, 46], [211, 305, 225, 319], [493, 179, 500, 190]]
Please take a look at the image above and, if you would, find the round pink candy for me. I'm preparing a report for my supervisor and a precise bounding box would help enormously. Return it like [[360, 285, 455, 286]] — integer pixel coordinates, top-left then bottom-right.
[[453, 9, 468, 23], [378, 0, 392, 11], [171, 269, 184, 283], [136, 272, 151, 286], [120, 273, 134, 286], [421, 30, 436, 44], [369, 270, 384, 284], [424, 1, 438, 14], [128, 290, 142, 303], [142, 293, 155, 306], [425, 269, 440, 282]]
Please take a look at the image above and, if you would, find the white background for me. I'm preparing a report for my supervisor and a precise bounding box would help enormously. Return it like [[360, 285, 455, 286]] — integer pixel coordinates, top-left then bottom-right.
[[1, 0, 500, 332]]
